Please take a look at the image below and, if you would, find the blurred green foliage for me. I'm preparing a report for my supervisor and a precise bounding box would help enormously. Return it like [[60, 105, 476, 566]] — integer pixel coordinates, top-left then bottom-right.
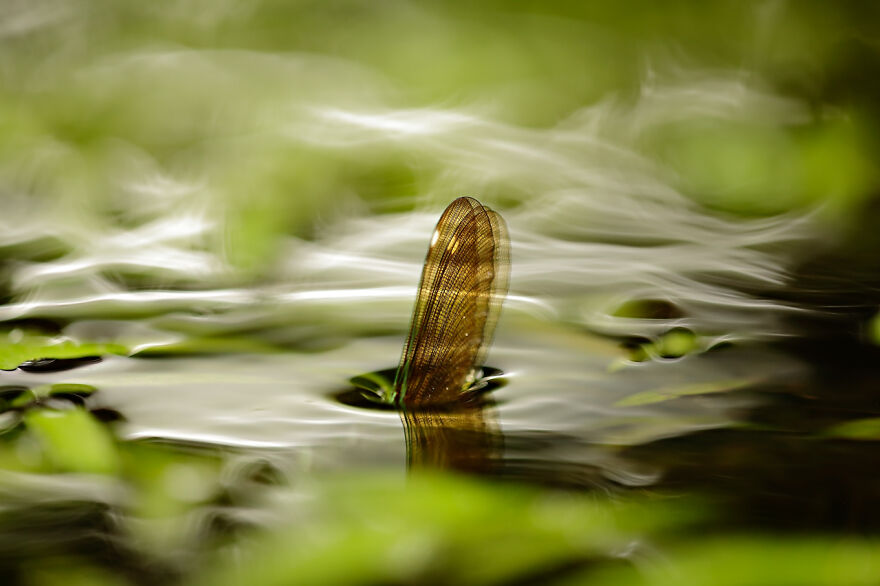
[[23, 561, 129, 586], [1, 1, 880, 584], [0, 0, 878, 277], [0, 381, 877, 585], [23, 407, 120, 474], [824, 417, 880, 441], [870, 311, 880, 345], [195, 472, 696, 586], [573, 536, 880, 586], [653, 115, 877, 217]]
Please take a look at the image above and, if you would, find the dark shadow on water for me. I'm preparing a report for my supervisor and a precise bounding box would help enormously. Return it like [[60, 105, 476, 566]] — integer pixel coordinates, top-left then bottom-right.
[[621, 334, 880, 533], [334, 366, 506, 410], [17, 356, 102, 373]]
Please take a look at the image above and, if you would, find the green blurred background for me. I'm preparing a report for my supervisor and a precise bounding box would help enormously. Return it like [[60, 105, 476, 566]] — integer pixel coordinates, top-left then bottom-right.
[[2, 0, 879, 270], [1, 1, 880, 585]]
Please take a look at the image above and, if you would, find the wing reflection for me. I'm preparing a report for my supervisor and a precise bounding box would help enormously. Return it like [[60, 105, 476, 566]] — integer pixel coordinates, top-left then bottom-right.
[[402, 401, 501, 474]]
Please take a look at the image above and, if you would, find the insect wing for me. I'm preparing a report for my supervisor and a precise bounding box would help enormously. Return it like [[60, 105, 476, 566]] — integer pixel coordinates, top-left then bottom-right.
[[394, 197, 509, 406]]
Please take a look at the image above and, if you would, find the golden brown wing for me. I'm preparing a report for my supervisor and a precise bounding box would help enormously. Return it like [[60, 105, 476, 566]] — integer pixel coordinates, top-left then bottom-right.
[[394, 197, 510, 407]]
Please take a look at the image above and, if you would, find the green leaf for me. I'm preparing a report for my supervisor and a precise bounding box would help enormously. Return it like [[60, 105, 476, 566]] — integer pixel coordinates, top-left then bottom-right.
[[0, 332, 127, 370], [23, 408, 120, 475], [615, 378, 755, 407], [133, 336, 281, 357], [656, 329, 698, 358], [349, 368, 396, 404]]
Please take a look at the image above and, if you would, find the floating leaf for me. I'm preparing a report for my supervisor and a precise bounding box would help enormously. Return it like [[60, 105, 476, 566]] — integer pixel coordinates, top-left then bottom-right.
[[134, 335, 282, 357], [616, 378, 755, 407], [349, 368, 396, 404], [3, 384, 99, 411], [0, 332, 126, 370], [46, 383, 98, 397], [656, 328, 698, 358], [18, 356, 102, 373], [612, 299, 684, 319]]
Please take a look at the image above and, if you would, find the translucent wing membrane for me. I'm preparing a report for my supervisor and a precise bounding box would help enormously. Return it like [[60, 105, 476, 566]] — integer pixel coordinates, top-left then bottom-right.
[[394, 197, 510, 407]]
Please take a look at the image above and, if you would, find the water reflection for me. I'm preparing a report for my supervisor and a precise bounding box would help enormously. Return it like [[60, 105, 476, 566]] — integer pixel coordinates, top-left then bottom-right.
[[401, 400, 659, 490], [342, 366, 504, 474], [403, 402, 500, 473], [0, 322, 803, 475]]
